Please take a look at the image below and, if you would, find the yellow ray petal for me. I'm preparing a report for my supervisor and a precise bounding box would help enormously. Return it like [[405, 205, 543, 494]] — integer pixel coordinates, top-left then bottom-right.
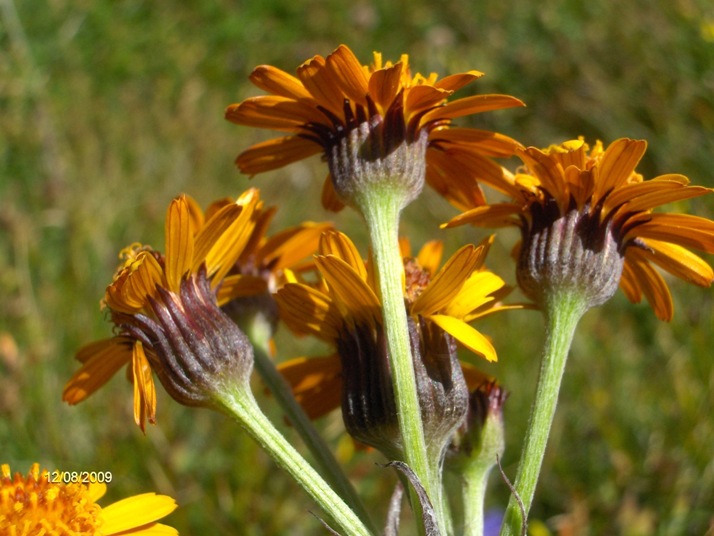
[[315, 255, 381, 327], [119, 524, 178, 535], [63, 339, 132, 404], [101, 493, 178, 533], [429, 314, 497, 362], [319, 231, 367, 281], [236, 136, 323, 175], [445, 271, 508, 319], [249, 64, 312, 100], [411, 245, 481, 315], [260, 222, 333, 272], [276, 284, 341, 341], [105, 252, 165, 314], [165, 195, 196, 293], [460, 361, 492, 391], [416, 240, 444, 276]]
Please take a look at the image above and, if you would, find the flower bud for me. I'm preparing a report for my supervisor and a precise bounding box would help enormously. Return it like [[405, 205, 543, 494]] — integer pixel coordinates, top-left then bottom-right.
[[124, 267, 254, 408], [340, 315, 468, 460]]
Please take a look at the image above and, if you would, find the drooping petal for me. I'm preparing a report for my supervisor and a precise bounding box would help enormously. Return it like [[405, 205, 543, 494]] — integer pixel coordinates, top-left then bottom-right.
[[321, 174, 346, 212], [623, 250, 674, 321], [63, 339, 132, 404], [132, 341, 157, 432], [429, 314, 498, 362]]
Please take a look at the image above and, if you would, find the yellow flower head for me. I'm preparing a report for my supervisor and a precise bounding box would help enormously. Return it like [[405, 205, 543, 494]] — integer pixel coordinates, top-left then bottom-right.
[[444, 138, 714, 320], [276, 231, 520, 421], [0, 463, 177, 535], [226, 44, 524, 211], [64, 189, 263, 430]]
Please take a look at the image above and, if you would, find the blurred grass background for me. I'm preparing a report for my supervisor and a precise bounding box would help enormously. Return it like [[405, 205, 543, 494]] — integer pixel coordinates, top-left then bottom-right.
[[1, 0, 713, 534]]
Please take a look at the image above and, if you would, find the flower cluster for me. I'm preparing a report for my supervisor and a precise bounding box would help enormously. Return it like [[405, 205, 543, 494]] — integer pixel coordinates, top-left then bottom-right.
[[57, 44, 714, 536]]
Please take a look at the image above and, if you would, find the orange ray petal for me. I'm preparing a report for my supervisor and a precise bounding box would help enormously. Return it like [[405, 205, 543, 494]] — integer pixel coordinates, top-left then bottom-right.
[[627, 213, 714, 253], [368, 62, 404, 112], [594, 138, 647, 199], [326, 45, 370, 106], [429, 127, 522, 157], [405, 84, 450, 115], [63, 338, 132, 404], [315, 255, 381, 327], [429, 314, 498, 362], [278, 355, 343, 419], [217, 274, 268, 305], [297, 54, 346, 118], [635, 238, 713, 287], [276, 284, 341, 341], [422, 94, 525, 123], [623, 250, 673, 321], [433, 71, 483, 92], [132, 341, 157, 432], [319, 231, 367, 281], [225, 96, 323, 130], [165, 195, 196, 293], [260, 222, 333, 272], [236, 136, 323, 174], [411, 245, 481, 315], [321, 174, 346, 212], [442, 204, 522, 229], [460, 361, 492, 391], [249, 64, 312, 100]]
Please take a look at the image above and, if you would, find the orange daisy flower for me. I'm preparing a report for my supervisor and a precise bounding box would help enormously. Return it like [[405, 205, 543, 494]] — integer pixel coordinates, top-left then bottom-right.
[[443, 138, 714, 320], [226, 44, 524, 211], [0, 463, 177, 535], [63, 190, 263, 430]]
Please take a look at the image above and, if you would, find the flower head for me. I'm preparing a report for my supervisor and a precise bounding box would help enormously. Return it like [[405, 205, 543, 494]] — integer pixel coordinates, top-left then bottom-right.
[[0, 462, 177, 535], [64, 190, 263, 429], [226, 44, 524, 212], [444, 138, 714, 319], [275, 231, 518, 434]]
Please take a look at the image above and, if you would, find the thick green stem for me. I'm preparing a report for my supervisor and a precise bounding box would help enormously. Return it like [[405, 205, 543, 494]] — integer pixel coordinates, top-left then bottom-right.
[[355, 186, 439, 532], [500, 291, 587, 535], [245, 317, 376, 532], [215, 386, 372, 536]]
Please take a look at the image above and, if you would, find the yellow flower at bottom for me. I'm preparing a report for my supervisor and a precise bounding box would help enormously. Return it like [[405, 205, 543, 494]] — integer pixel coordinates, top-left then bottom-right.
[[0, 463, 177, 535]]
